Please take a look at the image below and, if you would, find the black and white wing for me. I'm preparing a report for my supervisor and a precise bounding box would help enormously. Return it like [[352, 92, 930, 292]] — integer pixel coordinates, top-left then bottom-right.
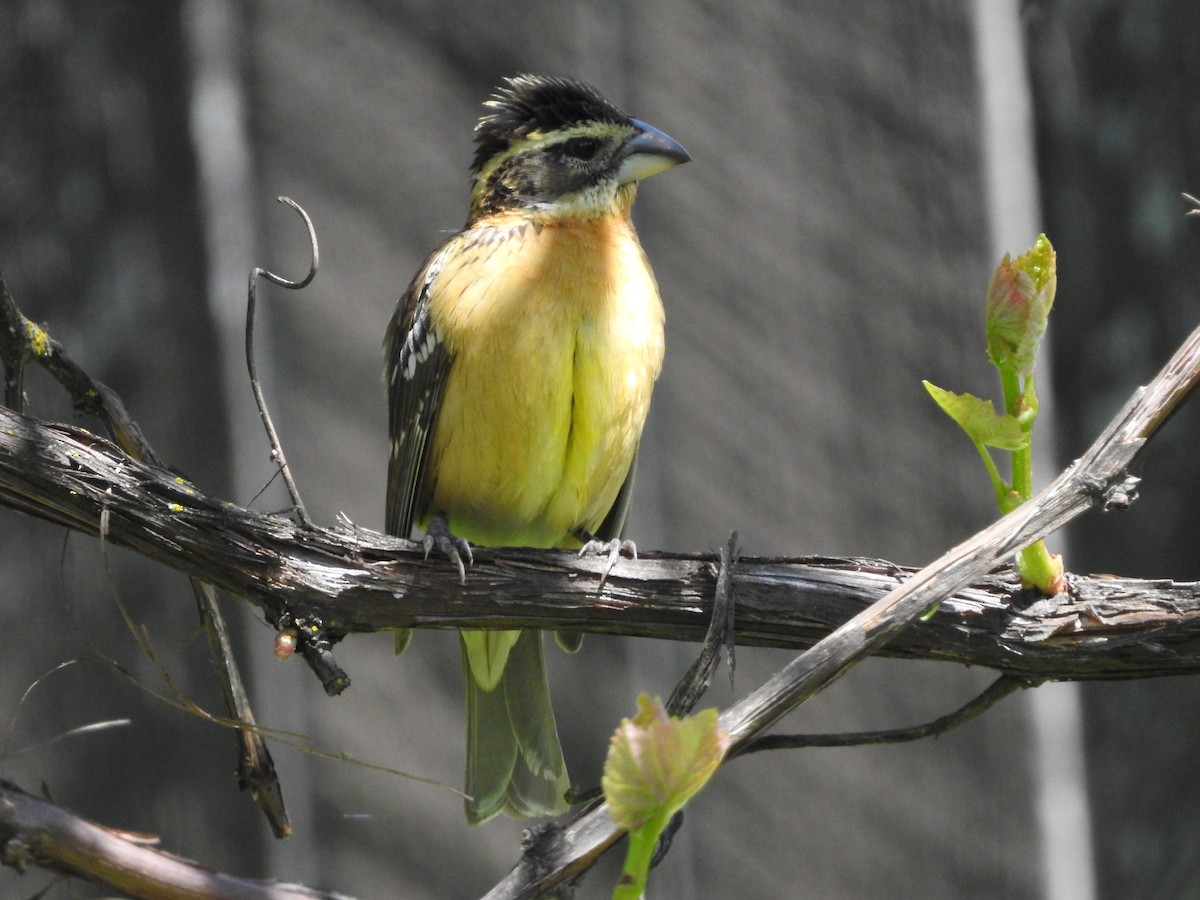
[[384, 241, 454, 538]]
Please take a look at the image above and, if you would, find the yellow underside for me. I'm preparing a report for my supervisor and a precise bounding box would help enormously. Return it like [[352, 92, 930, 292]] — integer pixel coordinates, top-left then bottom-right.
[[420, 205, 664, 549]]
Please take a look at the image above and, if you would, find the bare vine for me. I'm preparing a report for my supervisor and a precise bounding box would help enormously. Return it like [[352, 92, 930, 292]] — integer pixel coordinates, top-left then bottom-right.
[[244, 196, 319, 527]]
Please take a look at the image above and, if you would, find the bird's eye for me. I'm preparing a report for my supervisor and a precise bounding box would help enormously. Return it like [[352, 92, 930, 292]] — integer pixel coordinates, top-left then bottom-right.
[[562, 137, 600, 161]]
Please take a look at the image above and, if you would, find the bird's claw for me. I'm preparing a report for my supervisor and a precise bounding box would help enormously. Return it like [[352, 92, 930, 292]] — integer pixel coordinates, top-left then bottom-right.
[[424, 516, 473, 583], [578, 537, 636, 588]]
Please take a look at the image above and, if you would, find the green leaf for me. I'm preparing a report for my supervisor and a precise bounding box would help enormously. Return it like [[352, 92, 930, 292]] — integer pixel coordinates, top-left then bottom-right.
[[603, 695, 728, 831], [923, 381, 1028, 451], [605, 697, 730, 899], [985, 234, 1057, 378]]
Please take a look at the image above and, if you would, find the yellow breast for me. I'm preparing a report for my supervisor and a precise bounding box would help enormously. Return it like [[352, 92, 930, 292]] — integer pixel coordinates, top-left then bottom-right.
[[423, 209, 664, 548]]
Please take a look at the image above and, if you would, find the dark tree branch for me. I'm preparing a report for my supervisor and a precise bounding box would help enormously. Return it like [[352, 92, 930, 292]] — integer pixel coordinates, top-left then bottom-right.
[[3, 402, 1200, 681]]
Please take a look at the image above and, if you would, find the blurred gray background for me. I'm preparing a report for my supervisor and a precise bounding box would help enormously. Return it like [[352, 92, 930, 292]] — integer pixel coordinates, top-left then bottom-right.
[[2, 1, 1199, 897]]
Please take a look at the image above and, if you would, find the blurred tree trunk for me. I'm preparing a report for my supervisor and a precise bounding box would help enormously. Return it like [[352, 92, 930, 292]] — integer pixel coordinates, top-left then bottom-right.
[[1029, 1, 1200, 896], [0, 0, 265, 893]]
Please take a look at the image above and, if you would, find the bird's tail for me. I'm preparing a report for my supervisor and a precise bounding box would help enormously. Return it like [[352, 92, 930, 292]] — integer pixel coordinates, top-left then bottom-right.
[[463, 628, 570, 823]]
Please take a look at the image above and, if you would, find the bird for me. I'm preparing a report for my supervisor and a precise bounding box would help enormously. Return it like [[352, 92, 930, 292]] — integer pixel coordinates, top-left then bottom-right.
[[384, 74, 689, 824]]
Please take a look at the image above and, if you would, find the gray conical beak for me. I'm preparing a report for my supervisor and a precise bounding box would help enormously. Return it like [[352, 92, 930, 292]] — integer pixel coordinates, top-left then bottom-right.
[[617, 118, 691, 184]]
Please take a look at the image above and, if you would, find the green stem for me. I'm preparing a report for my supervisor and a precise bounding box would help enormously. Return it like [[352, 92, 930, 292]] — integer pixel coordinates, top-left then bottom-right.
[[998, 370, 1060, 592], [973, 442, 1013, 510], [1000, 368, 1034, 501], [1010, 437, 1034, 509], [1018, 539, 1060, 592], [613, 813, 670, 900]]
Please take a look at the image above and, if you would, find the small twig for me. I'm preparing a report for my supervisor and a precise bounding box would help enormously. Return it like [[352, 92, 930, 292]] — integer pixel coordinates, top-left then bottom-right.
[[733, 674, 1032, 754], [246, 196, 319, 528], [0, 273, 152, 455], [193, 580, 291, 837], [272, 610, 351, 696], [667, 531, 738, 715], [0, 277, 31, 410]]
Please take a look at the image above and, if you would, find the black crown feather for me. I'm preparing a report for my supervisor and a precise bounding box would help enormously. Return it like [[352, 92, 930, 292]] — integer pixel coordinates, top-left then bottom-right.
[[471, 75, 629, 174]]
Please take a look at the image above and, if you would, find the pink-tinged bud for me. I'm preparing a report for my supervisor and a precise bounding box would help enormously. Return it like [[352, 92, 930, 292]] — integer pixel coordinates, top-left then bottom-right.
[[985, 234, 1056, 378]]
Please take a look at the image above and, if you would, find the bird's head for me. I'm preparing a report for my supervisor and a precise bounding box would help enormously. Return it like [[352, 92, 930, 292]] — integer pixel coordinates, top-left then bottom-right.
[[468, 74, 690, 221]]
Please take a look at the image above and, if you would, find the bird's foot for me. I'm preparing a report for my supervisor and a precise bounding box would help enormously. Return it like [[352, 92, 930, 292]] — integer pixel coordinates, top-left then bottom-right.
[[577, 535, 636, 588], [423, 514, 473, 583]]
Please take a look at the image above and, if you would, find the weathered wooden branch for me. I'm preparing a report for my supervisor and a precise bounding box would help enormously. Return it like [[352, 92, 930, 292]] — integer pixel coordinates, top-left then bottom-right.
[[2, 403, 1200, 681], [0, 781, 340, 900]]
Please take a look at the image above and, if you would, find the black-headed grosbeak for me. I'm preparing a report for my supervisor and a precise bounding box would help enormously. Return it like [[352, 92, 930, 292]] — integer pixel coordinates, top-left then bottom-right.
[[385, 74, 688, 823]]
